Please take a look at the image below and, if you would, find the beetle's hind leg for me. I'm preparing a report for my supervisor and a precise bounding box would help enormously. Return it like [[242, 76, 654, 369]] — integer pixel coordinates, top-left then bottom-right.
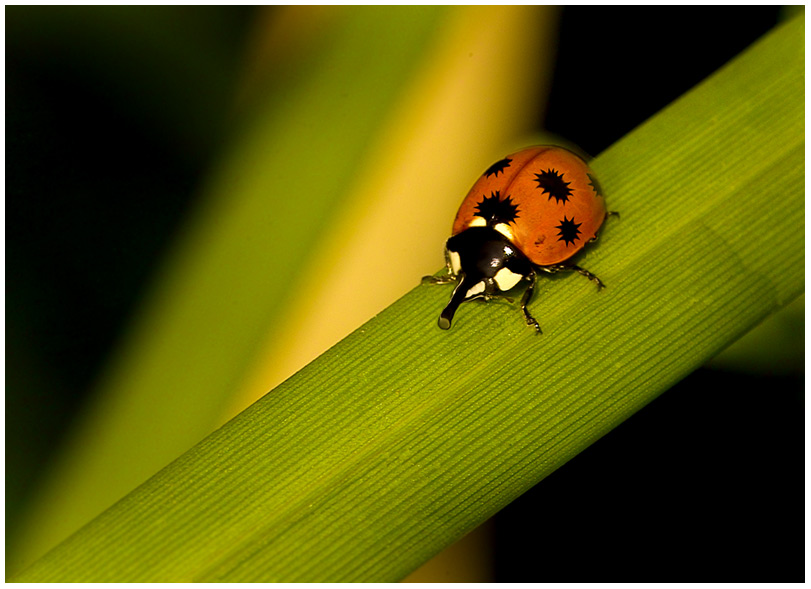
[[541, 264, 605, 290], [569, 264, 605, 289]]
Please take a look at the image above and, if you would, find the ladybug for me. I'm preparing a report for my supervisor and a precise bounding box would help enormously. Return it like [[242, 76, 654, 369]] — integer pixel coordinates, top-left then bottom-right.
[[425, 145, 611, 333]]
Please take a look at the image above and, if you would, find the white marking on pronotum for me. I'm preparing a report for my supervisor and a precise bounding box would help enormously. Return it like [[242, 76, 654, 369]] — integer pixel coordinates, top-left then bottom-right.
[[448, 250, 461, 275], [494, 223, 515, 240], [494, 267, 523, 291], [465, 281, 486, 298], [468, 217, 486, 228]]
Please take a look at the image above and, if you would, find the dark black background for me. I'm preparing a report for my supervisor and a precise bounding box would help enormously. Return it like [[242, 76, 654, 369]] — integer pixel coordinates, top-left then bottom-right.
[[6, 6, 802, 581], [494, 370, 803, 582]]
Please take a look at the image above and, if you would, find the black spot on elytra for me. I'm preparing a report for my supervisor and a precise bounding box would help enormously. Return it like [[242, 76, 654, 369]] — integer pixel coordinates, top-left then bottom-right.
[[474, 191, 520, 225], [484, 157, 512, 178], [555, 215, 582, 246], [534, 168, 573, 204]]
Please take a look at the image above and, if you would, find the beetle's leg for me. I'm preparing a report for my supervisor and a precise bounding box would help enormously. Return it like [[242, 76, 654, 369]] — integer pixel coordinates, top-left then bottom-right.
[[541, 264, 605, 290], [422, 246, 458, 284], [519, 269, 541, 334], [569, 264, 605, 289], [483, 294, 514, 304], [422, 274, 456, 285], [587, 211, 620, 243]]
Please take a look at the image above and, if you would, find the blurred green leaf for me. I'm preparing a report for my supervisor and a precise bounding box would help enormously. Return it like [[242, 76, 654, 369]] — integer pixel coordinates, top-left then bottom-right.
[[13, 14, 803, 583], [10, 5, 450, 572]]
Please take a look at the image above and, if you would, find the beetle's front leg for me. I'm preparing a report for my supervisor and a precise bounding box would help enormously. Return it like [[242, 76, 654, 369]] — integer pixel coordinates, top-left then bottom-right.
[[422, 246, 458, 285], [422, 274, 456, 285]]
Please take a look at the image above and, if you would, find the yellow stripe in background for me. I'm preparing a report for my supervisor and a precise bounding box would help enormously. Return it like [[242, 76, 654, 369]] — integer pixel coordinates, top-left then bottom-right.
[[224, 6, 561, 582], [226, 4, 559, 422]]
